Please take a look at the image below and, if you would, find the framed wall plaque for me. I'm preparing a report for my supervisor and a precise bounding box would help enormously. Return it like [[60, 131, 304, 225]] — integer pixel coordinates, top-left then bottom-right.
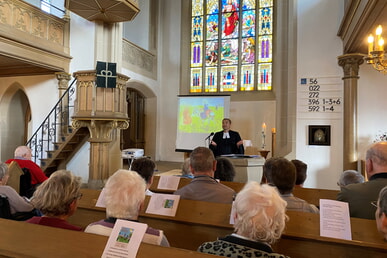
[[308, 125, 331, 146]]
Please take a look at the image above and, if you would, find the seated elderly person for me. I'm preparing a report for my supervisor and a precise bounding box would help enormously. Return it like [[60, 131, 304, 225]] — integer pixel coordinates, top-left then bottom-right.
[[264, 157, 319, 213], [337, 170, 365, 187], [85, 169, 169, 247], [291, 159, 308, 187], [131, 157, 156, 196], [214, 157, 236, 182], [174, 147, 235, 204], [375, 186, 387, 240], [5, 146, 48, 189], [198, 182, 289, 258], [180, 158, 194, 179], [26, 170, 82, 231], [0, 162, 35, 219]]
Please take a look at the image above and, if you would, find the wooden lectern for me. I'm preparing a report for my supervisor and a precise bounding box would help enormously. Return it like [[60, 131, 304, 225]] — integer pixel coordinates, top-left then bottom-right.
[[225, 156, 265, 183]]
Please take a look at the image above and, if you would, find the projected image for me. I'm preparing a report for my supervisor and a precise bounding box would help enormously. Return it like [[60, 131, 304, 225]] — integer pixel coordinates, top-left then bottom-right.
[[178, 97, 225, 133]]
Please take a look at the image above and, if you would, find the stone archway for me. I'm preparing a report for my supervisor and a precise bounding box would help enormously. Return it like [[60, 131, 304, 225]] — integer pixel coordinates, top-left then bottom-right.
[[121, 88, 146, 150], [124, 80, 157, 160], [0, 84, 30, 161]]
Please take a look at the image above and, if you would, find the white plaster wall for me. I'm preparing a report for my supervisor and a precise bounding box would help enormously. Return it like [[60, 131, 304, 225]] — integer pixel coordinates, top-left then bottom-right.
[[123, 0, 150, 50], [64, 13, 96, 181], [296, 0, 344, 189], [66, 142, 90, 184], [230, 101, 276, 156], [0, 75, 58, 161], [358, 64, 387, 159], [157, 0, 182, 162], [69, 13, 96, 73]]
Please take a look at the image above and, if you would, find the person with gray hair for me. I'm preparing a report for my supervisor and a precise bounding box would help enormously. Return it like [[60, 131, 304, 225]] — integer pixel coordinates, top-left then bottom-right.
[[0, 162, 34, 217], [180, 158, 193, 178], [5, 146, 47, 191], [337, 142, 387, 219], [375, 186, 387, 240], [337, 170, 365, 187], [26, 170, 82, 231], [198, 182, 289, 257], [85, 169, 169, 247], [174, 147, 235, 203]]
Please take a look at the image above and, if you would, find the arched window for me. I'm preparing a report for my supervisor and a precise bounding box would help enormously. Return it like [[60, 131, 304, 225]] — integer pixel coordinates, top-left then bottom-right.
[[190, 0, 273, 93]]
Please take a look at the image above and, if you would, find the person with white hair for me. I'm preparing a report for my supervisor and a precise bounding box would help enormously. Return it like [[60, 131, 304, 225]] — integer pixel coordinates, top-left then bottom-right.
[[198, 181, 289, 257], [0, 162, 34, 218], [84, 169, 169, 247], [5, 146, 47, 193], [375, 186, 387, 240], [337, 170, 364, 187], [337, 142, 387, 219]]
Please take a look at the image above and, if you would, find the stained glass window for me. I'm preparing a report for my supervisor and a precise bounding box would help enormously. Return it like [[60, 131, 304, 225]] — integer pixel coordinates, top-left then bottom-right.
[[190, 0, 273, 93]]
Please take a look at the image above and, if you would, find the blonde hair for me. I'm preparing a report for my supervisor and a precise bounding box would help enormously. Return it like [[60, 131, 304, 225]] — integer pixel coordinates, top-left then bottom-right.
[[31, 170, 81, 216], [233, 182, 288, 244], [0, 162, 8, 180], [104, 169, 146, 219]]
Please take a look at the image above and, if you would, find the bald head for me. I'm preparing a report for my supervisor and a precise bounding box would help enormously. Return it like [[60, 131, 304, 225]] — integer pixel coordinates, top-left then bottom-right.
[[366, 142, 387, 177]]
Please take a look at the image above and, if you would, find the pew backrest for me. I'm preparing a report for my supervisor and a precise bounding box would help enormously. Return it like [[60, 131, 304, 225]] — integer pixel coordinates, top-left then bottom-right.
[[293, 187, 339, 207], [0, 218, 214, 257], [72, 188, 387, 257]]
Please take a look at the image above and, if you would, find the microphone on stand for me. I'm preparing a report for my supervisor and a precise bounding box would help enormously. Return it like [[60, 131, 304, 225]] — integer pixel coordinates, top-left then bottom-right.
[[205, 132, 214, 140]]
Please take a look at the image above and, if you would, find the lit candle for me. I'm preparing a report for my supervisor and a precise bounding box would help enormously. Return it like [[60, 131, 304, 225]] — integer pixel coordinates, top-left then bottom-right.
[[368, 34, 374, 55], [376, 25, 382, 51], [262, 123, 266, 135], [379, 37, 384, 52], [272, 128, 276, 134]]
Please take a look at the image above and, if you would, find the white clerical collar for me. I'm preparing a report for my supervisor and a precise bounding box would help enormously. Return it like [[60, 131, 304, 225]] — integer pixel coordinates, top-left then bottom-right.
[[223, 132, 230, 139]]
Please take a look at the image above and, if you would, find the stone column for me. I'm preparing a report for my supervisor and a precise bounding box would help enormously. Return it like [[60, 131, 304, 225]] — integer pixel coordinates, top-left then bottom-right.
[[337, 53, 364, 171], [55, 72, 72, 136], [72, 119, 129, 189]]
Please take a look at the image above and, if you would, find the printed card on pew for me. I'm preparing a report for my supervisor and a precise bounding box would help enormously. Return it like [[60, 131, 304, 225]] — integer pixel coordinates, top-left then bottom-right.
[[96, 188, 106, 208], [157, 175, 180, 190], [102, 219, 147, 258], [146, 193, 180, 217], [319, 199, 352, 240]]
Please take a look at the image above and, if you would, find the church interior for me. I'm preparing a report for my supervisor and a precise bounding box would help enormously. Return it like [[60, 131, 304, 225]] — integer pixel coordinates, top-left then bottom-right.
[[1, 0, 387, 256]]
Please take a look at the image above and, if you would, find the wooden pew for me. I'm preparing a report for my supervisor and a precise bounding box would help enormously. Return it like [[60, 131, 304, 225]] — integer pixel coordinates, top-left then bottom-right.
[[71, 188, 387, 257], [150, 175, 245, 194], [70, 188, 234, 250], [293, 187, 339, 207], [274, 211, 387, 258], [150, 175, 339, 207], [0, 218, 214, 257]]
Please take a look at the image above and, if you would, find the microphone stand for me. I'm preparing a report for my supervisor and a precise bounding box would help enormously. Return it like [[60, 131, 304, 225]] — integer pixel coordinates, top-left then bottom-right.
[[205, 133, 214, 148]]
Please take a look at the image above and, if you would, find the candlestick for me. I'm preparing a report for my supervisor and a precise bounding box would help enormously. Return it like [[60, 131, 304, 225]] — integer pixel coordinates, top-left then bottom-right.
[[376, 25, 382, 51], [379, 37, 384, 52], [261, 123, 266, 149], [368, 34, 374, 55], [261, 131, 266, 149]]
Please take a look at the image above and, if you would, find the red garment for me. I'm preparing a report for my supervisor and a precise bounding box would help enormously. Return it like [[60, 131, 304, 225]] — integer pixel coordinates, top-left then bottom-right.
[[5, 159, 48, 185], [223, 5, 239, 36], [26, 216, 82, 231]]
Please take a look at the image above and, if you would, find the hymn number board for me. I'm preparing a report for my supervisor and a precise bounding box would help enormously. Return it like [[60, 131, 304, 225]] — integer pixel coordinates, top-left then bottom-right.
[[297, 77, 343, 120]]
